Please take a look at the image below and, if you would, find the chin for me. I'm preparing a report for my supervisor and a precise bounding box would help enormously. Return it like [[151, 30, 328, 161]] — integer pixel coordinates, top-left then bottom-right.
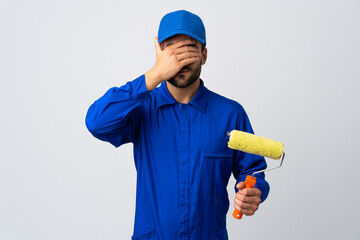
[[168, 76, 197, 88], [169, 64, 202, 88]]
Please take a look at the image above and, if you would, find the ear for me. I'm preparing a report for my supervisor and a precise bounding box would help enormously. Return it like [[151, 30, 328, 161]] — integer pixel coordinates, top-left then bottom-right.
[[201, 47, 208, 65]]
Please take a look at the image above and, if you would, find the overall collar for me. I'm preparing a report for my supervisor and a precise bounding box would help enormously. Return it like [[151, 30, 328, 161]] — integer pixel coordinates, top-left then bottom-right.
[[155, 79, 209, 112]]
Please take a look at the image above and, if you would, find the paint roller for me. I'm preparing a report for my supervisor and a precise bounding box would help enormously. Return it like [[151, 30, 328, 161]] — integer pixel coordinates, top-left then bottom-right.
[[227, 130, 285, 219]]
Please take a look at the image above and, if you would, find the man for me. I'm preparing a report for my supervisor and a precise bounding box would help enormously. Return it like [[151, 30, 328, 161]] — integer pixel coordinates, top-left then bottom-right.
[[86, 10, 269, 240]]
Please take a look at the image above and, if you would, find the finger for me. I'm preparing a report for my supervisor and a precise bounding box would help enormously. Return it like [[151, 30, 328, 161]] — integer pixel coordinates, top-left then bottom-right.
[[234, 199, 254, 211], [176, 51, 201, 62], [241, 209, 256, 216], [235, 193, 261, 205], [233, 199, 241, 212], [172, 38, 197, 49], [239, 187, 262, 197], [179, 56, 200, 67], [236, 182, 245, 190], [175, 45, 199, 55], [154, 36, 162, 54], [234, 199, 259, 214]]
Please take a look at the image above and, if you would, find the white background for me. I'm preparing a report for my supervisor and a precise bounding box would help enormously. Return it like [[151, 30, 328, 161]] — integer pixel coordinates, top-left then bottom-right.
[[1, 0, 359, 239]]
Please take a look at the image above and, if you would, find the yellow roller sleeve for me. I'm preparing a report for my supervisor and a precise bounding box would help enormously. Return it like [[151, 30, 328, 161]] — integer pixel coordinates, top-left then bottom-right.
[[228, 130, 284, 159]]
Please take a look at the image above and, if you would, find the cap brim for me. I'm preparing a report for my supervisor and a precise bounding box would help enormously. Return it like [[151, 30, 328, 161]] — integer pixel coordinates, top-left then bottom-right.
[[158, 30, 205, 45]]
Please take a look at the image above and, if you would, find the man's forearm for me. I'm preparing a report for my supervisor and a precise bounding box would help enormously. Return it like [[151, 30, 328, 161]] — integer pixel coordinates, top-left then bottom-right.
[[145, 68, 163, 91]]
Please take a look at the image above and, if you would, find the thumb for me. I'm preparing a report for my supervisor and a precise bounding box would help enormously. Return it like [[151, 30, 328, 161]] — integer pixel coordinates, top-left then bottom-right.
[[236, 182, 245, 190], [153, 36, 162, 54]]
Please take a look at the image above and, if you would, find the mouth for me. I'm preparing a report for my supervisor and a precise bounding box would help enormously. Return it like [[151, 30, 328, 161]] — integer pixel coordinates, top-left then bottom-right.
[[179, 68, 190, 73]]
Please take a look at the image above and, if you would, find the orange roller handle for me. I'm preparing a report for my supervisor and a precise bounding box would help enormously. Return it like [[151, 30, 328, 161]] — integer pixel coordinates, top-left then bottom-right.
[[233, 175, 257, 219]]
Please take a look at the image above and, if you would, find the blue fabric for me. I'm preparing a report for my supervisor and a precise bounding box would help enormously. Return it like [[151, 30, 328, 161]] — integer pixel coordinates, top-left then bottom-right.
[[158, 10, 206, 44], [85, 74, 269, 240]]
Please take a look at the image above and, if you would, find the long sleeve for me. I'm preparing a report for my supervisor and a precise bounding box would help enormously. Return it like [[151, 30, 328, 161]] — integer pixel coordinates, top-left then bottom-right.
[[232, 107, 270, 203], [85, 74, 150, 147]]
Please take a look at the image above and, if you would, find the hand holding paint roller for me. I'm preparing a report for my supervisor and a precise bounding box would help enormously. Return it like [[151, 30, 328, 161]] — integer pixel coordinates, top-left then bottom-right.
[[234, 177, 262, 217], [228, 130, 285, 219]]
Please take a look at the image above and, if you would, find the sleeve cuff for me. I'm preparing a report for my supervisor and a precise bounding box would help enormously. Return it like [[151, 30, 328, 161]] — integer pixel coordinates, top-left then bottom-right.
[[254, 177, 270, 203]]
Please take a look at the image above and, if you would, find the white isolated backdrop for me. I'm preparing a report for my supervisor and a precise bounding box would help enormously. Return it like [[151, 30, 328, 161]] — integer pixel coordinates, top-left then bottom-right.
[[1, 0, 359, 239]]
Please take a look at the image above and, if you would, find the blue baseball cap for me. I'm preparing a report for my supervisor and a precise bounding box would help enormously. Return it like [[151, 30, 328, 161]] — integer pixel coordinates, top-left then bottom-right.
[[157, 10, 206, 45]]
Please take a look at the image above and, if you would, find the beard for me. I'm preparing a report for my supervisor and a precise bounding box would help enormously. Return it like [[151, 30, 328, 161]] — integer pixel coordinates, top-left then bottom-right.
[[168, 60, 202, 88]]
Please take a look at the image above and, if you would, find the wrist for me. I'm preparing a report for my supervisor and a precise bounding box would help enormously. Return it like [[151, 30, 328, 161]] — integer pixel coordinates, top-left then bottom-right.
[[145, 68, 163, 91]]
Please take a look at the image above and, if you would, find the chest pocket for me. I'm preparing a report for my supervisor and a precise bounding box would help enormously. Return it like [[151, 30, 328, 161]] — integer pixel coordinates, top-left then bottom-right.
[[201, 139, 233, 200]]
